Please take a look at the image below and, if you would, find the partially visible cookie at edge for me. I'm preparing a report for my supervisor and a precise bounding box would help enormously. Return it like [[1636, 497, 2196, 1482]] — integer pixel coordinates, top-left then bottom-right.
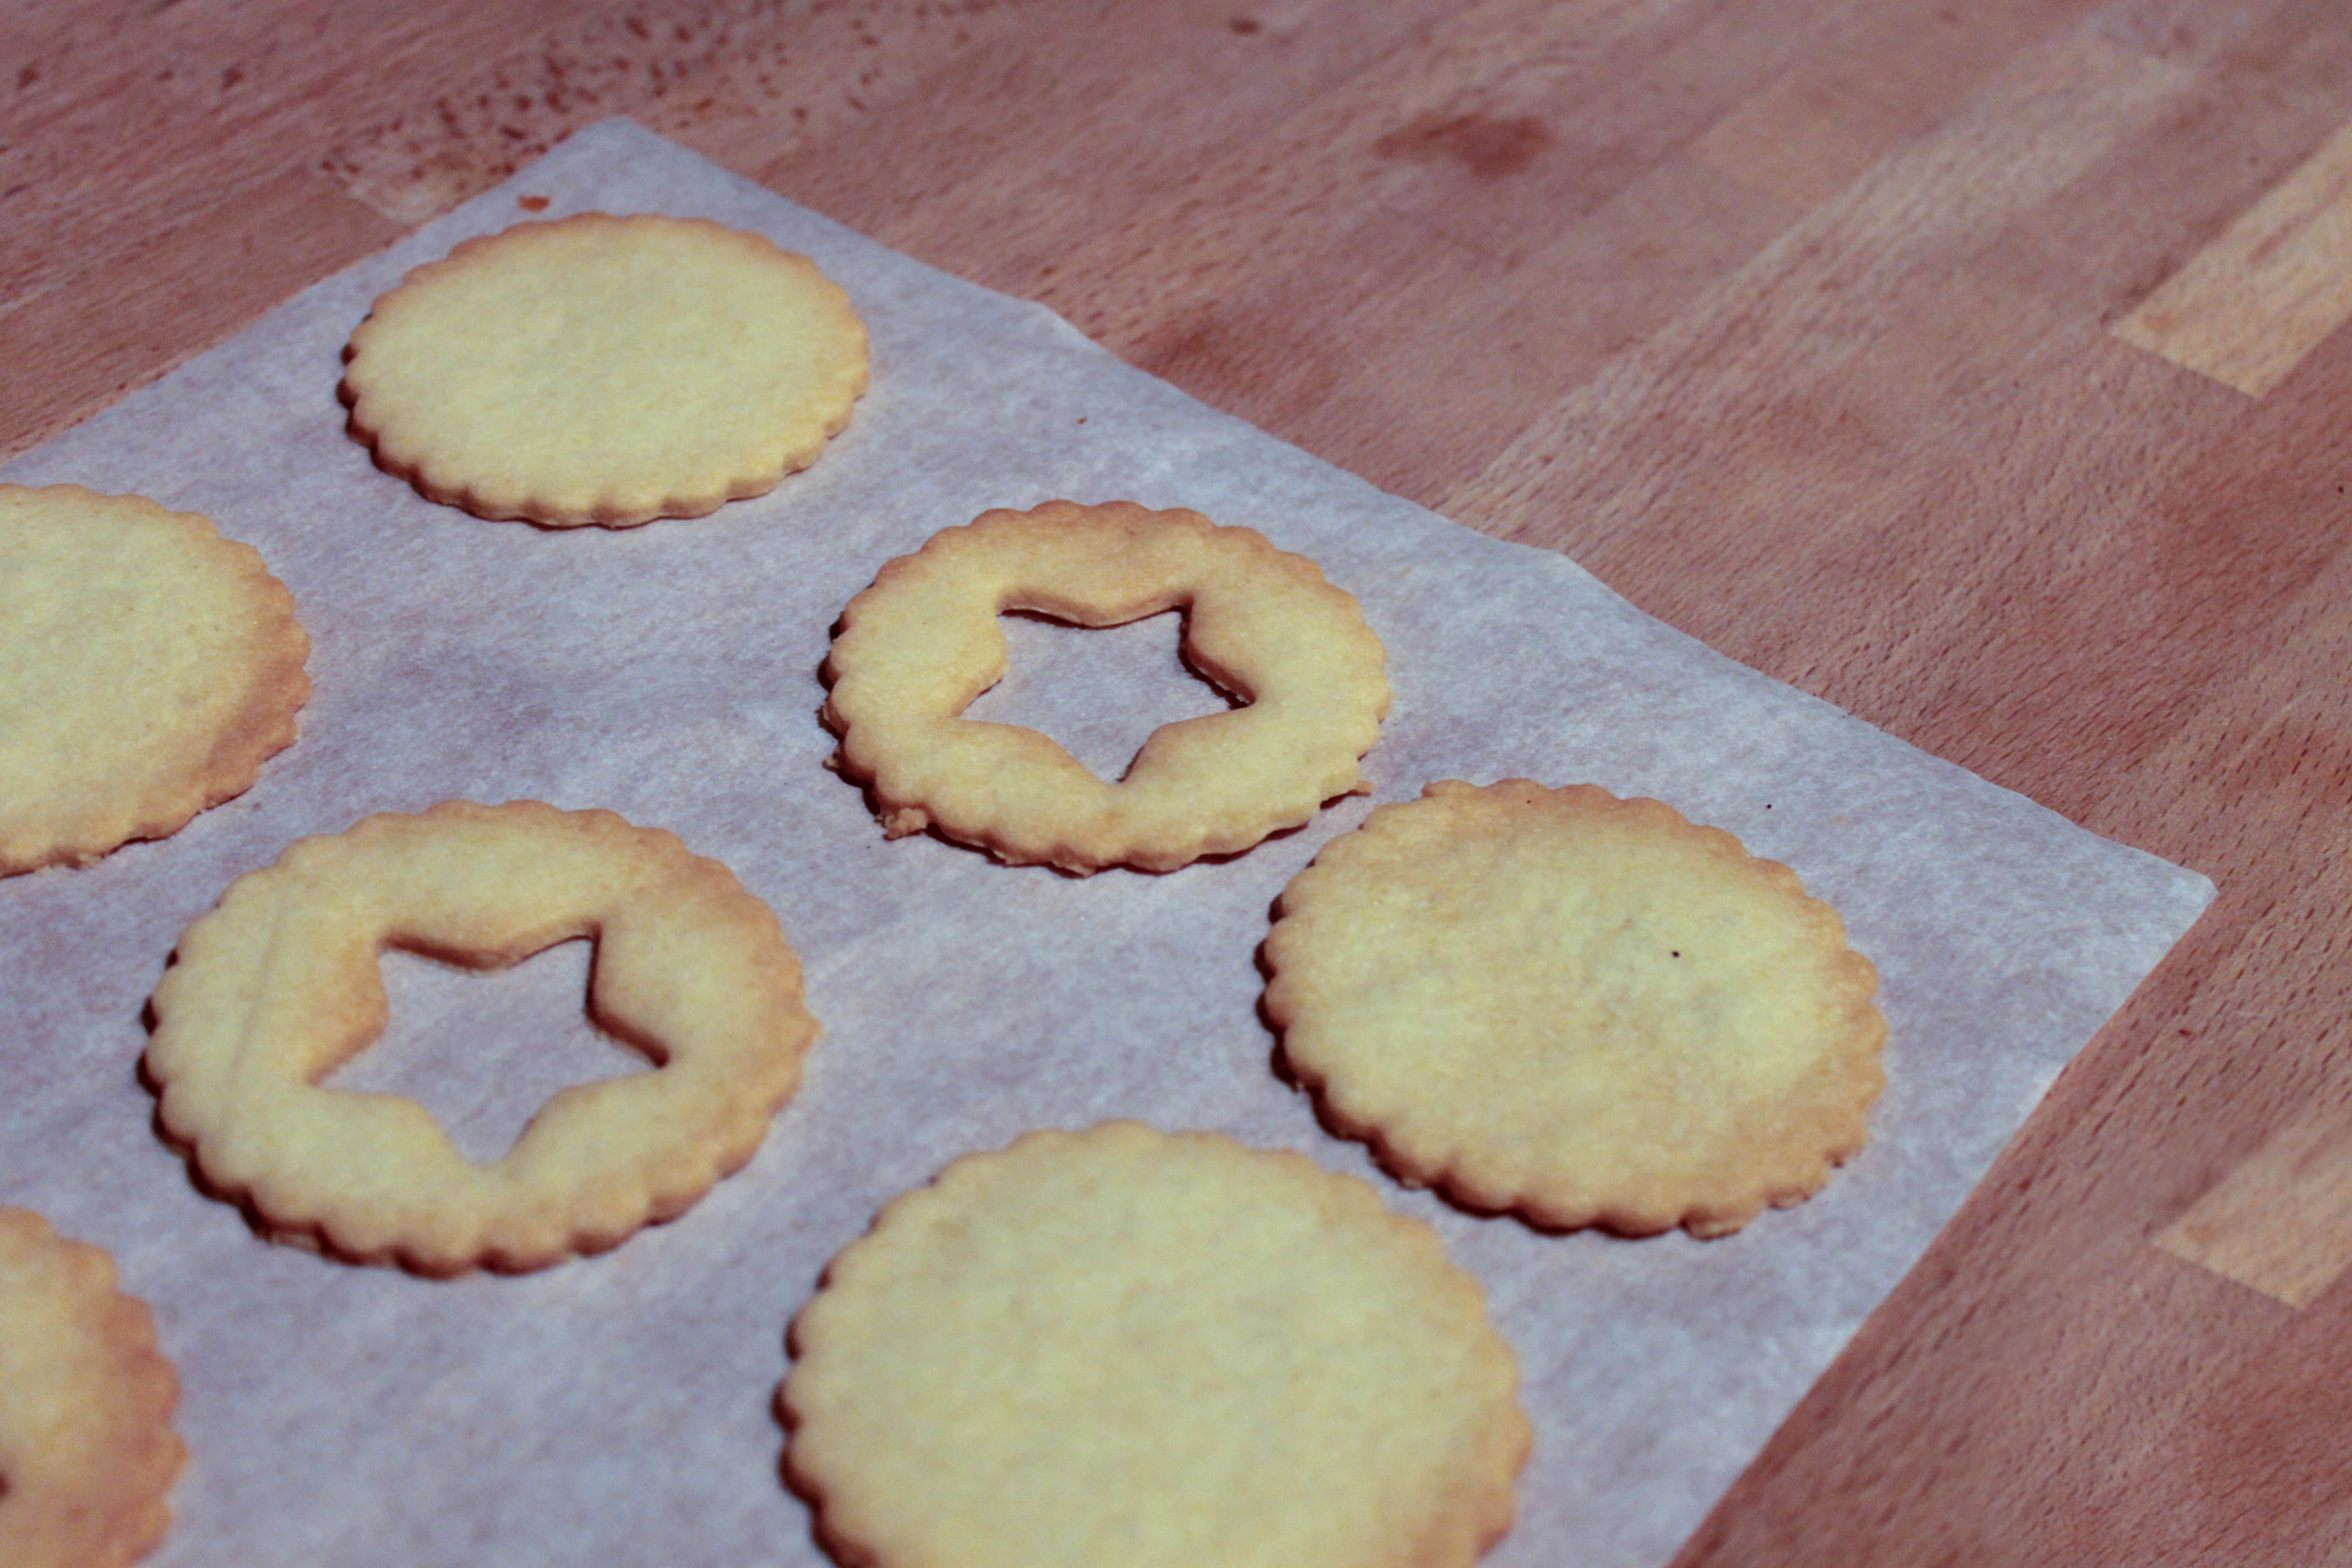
[[0, 484, 310, 876], [0, 1207, 186, 1568], [341, 213, 869, 527], [781, 1121, 1529, 1568], [1264, 780, 1887, 1238]]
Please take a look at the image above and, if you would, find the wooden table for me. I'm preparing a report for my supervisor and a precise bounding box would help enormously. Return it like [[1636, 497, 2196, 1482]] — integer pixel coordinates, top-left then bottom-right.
[[8, 1, 2350, 1561]]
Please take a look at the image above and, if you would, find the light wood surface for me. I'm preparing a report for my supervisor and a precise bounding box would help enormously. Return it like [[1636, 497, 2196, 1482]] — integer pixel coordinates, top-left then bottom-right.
[[8, 1, 2352, 1561]]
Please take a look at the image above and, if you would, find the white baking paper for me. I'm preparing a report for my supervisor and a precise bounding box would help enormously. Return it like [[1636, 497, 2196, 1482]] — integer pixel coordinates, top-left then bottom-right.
[[0, 120, 2213, 1567]]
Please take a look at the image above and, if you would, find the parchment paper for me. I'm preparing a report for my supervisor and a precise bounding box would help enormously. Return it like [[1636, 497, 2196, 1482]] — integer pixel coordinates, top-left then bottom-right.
[[0, 120, 2213, 1567]]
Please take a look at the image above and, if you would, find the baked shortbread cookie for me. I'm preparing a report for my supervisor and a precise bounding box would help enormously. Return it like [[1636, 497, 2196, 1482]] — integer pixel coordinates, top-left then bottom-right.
[[342, 213, 868, 526], [823, 500, 1390, 873], [145, 801, 820, 1275], [781, 1122, 1529, 1568], [1264, 781, 1887, 1237], [0, 484, 309, 876], [0, 1208, 185, 1568]]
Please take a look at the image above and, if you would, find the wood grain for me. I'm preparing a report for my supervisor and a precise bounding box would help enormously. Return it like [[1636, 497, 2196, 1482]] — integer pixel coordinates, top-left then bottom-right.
[[2113, 112, 2352, 395], [8, 1, 2352, 1562], [2155, 1113, 2352, 1308]]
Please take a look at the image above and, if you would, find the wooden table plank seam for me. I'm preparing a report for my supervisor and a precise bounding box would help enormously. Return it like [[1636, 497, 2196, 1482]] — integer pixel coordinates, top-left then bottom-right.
[[2113, 111, 2352, 397]]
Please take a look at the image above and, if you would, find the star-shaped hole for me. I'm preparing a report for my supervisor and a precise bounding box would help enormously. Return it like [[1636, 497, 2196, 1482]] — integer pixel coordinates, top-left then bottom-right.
[[322, 937, 655, 1167], [961, 609, 1242, 783]]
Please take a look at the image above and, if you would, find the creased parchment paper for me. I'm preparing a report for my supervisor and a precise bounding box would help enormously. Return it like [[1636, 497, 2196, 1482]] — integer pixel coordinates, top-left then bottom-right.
[[0, 119, 2212, 1567]]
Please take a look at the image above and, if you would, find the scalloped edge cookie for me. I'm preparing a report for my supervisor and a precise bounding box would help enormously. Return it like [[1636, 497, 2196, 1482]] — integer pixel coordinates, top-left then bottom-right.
[[0, 484, 309, 877], [1264, 781, 1887, 1237], [822, 500, 1390, 873], [781, 1121, 1529, 1568], [0, 1208, 185, 1568], [144, 801, 820, 1275], [342, 213, 869, 527]]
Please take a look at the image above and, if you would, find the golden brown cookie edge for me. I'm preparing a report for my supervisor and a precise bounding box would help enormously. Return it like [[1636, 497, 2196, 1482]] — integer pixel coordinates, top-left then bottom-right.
[[823, 500, 1389, 874], [776, 1121, 1529, 1568], [144, 800, 819, 1276], [341, 214, 870, 529], [1265, 780, 1889, 1238], [0, 485, 311, 878], [0, 1207, 186, 1568]]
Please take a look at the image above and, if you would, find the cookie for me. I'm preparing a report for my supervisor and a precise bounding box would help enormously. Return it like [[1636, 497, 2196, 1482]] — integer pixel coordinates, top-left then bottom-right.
[[1264, 781, 1887, 1237], [823, 500, 1390, 873], [144, 801, 820, 1275], [0, 484, 309, 877], [0, 1208, 184, 1568], [781, 1121, 1528, 1568], [341, 213, 868, 527]]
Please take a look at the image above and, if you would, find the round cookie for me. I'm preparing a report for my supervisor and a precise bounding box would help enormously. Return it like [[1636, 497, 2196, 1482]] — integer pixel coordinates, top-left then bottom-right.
[[145, 801, 820, 1275], [781, 1121, 1529, 1568], [0, 484, 309, 876], [342, 213, 868, 526], [1264, 781, 1887, 1237], [0, 1208, 184, 1568], [823, 500, 1390, 873]]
